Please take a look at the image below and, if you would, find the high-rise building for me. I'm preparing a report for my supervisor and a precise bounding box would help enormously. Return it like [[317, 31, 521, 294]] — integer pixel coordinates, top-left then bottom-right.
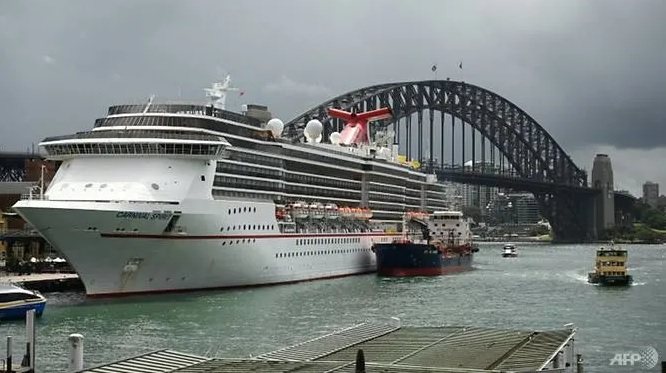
[[642, 181, 659, 208], [460, 161, 500, 217], [591, 154, 615, 237], [486, 192, 540, 225]]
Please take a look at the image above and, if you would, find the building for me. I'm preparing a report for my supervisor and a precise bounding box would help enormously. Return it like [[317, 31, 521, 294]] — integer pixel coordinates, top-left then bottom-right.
[[486, 192, 540, 225], [460, 160, 501, 217], [591, 154, 615, 237], [642, 181, 659, 208]]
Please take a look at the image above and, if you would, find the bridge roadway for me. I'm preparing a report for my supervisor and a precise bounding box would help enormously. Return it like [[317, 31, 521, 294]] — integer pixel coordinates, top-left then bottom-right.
[[430, 166, 599, 195]]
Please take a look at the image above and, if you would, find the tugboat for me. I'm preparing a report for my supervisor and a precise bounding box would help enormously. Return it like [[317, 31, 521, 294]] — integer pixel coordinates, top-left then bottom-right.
[[588, 244, 633, 286], [502, 244, 518, 258], [371, 210, 474, 276]]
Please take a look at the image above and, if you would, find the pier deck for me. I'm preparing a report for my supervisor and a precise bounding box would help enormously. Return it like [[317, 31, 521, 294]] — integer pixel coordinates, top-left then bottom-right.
[[0, 273, 83, 292], [78, 320, 579, 373]]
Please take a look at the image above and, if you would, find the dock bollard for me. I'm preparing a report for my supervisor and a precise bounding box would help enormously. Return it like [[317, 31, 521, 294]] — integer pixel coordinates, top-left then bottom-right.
[[5, 336, 12, 373], [355, 349, 365, 373], [67, 334, 84, 372]]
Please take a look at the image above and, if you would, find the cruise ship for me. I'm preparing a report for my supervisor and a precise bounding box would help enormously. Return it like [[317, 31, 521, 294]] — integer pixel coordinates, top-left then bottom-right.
[[12, 75, 449, 297]]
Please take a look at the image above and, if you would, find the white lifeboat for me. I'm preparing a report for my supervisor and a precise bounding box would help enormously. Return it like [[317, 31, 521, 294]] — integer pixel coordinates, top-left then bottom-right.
[[309, 202, 325, 219], [290, 201, 309, 220], [325, 203, 339, 219]]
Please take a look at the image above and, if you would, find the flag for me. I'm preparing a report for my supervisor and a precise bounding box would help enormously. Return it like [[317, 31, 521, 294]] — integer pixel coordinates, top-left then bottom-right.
[[239, 90, 245, 96], [431, 64, 437, 72], [459, 61, 463, 69]]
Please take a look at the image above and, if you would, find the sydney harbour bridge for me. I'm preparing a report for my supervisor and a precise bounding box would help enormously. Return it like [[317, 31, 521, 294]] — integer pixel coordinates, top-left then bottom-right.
[[0, 79, 635, 242], [284, 80, 634, 242]]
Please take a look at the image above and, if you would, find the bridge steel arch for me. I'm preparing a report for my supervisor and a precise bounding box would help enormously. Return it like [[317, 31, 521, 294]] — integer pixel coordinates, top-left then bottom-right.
[[285, 80, 595, 241]]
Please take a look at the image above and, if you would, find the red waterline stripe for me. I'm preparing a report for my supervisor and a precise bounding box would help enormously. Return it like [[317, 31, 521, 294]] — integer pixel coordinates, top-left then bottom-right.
[[85, 270, 376, 298], [100, 232, 403, 240]]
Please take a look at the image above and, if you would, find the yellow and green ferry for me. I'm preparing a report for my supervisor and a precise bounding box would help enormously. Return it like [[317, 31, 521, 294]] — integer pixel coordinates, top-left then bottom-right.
[[587, 245, 633, 286]]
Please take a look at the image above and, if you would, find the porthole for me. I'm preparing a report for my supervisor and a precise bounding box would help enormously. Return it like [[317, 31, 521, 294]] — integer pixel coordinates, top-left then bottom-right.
[[151, 183, 160, 190]]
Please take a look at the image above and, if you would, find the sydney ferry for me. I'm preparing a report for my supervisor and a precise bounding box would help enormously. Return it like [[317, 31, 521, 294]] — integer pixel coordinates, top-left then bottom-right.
[[588, 244, 633, 286], [12, 74, 449, 297]]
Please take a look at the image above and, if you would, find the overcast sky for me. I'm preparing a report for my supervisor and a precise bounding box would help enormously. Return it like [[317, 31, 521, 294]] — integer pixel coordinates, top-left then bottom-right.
[[1, 0, 665, 196]]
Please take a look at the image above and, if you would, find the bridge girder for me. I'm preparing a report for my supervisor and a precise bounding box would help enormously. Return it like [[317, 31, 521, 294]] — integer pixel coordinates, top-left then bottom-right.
[[286, 80, 594, 241]]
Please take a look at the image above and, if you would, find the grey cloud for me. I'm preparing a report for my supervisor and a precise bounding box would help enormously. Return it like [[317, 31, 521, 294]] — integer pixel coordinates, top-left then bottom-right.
[[0, 0, 665, 157]]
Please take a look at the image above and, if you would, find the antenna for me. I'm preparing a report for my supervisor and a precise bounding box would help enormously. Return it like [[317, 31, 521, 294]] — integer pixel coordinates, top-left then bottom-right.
[[204, 70, 240, 111]]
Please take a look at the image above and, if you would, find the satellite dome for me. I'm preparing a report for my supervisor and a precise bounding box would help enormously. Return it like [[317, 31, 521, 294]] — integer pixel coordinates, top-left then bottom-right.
[[304, 119, 323, 142], [265, 118, 284, 138], [330, 132, 341, 145]]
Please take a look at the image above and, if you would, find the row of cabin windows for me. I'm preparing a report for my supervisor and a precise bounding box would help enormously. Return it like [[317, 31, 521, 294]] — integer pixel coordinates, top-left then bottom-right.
[[223, 153, 429, 194], [428, 201, 449, 209], [597, 251, 627, 256], [221, 224, 276, 231], [227, 206, 257, 214], [406, 188, 422, 198], [44, 143, 223, 156], [219, 159, 362, 191], [596, 261, 626, 266], [296, 237, 361, 245], [215, 172, 431, 206], [284, 172, 359, 190], [287, 184, 360, 199], [217, 162, 284, 178], [96, 115, 264, 138], [222, 238, 258, 245], [282, 148, 364, 171], [368, 191, 405, 204], [432, 223, 461, 227], [286, 161, 362, 182], [212, 189, 276, 201], [368, 182, 406, 195], [276, 247, 370, 258], [229, 151, 284, 168], [214, 176, 283, 191], [599, 271, 626, 276], [367, 173, 417, 187]]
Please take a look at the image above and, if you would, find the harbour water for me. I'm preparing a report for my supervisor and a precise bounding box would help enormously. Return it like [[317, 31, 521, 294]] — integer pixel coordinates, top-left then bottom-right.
[[2, 243, 664, 372]]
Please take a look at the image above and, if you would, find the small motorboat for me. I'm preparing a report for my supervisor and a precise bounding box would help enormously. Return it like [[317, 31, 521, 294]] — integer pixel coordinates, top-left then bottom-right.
[[0, 283, 47, 321], [502, 244, 518, 258]]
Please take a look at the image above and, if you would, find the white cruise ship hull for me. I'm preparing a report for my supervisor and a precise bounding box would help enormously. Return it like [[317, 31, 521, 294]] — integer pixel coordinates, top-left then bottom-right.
[[13, 199, 393, 297]]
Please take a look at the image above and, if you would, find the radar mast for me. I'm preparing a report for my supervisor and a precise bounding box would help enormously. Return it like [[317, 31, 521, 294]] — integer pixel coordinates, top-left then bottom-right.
[[204, 72, 240, 110]]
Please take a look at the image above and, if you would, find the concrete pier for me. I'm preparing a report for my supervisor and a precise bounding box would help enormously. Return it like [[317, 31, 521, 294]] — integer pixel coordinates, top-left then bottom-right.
[[0, 273, 83, 292]]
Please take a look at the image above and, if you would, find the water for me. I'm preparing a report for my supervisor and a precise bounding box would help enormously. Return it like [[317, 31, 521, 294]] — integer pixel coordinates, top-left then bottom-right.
[[1, 243, 664, 372]]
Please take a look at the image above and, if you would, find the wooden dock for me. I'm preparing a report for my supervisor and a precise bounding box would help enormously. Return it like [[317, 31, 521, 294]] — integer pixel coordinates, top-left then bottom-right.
[[1, 273, 83, 292]]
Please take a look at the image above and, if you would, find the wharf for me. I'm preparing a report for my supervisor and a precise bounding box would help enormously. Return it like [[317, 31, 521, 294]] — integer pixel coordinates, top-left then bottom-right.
[[0, 273, 83, 292], [77, 320, 581, 372]]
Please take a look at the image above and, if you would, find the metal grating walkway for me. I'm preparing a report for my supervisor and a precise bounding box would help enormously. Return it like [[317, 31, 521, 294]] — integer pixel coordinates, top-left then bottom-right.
[[76, 321, 577, 373], [255, 320, 400, 361], [79, 349, 211, 373]]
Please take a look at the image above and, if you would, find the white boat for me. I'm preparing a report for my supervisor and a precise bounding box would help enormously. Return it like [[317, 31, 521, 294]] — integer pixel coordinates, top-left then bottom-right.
[[0, 283, 47, 320], [502, 244, 518, 258], [12, 73, 450, 297]]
